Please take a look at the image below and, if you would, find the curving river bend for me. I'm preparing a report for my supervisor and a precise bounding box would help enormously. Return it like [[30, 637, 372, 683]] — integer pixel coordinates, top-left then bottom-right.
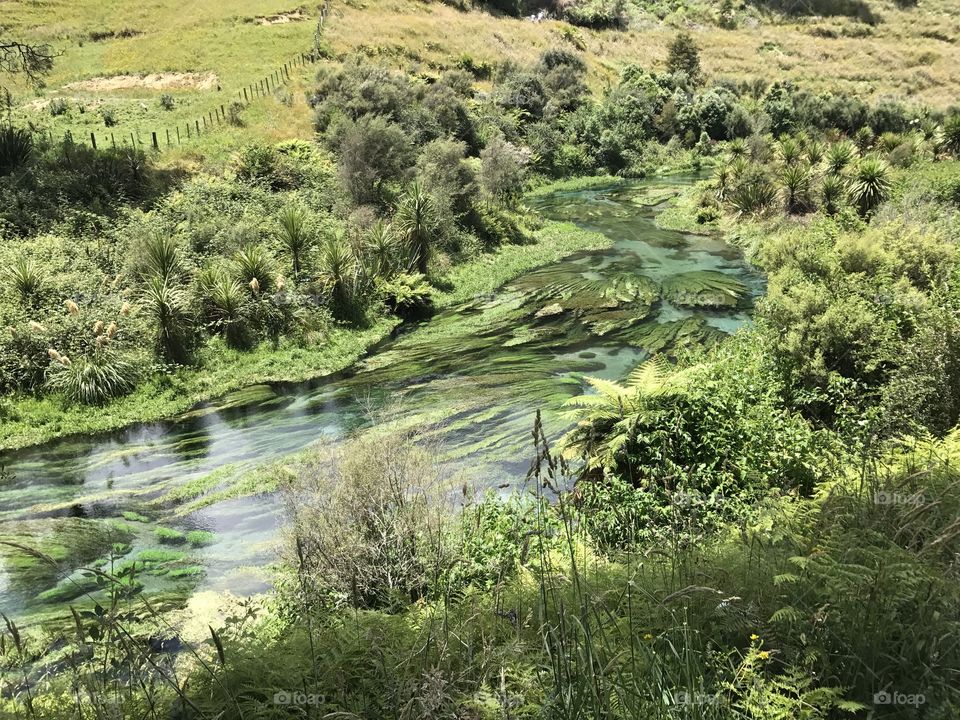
[[0, 179, 765, 622]]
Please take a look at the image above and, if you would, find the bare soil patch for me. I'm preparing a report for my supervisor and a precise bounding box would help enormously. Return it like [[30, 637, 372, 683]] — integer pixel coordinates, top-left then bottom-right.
[[64, 72, 220, 92], [250, 7, 309, 25]]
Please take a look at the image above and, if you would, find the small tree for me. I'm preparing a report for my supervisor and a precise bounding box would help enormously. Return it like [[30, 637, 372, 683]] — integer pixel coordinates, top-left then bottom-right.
[[666, 32, 702, 84], [479, 135, 528, 207]]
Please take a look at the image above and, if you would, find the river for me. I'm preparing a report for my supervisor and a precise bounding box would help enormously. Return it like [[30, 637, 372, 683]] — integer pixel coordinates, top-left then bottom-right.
[[0, 178, 764, 622]]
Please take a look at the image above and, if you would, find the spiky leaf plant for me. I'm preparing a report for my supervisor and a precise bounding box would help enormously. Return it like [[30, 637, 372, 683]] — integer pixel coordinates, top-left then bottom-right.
[[7, 257, 43, 304], [0, 126, 33, 175], [780, 163, 812, 214], [140, 276, 193, 364], [233, 244, 276, 295], [140, 233, 182, 284], [394, 182, 439, 276], [850, 156, 892, 217], [45, 351, 138, 405], [819, 174, 846, 215], [277, 204, 311, 280], [825, 141, 856, 174], [942, 114, 960, 155]]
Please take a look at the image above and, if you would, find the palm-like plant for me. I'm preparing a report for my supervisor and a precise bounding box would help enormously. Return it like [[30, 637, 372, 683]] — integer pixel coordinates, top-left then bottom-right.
[[727, 138, 748, 158], [780, 163, 812, 214], [8, 258, 43, 305], [141, 276, 193, 364], [778, 137, 803, 166], [819, 174, 846, 215], [234, 244, 276, 295], [365, 220, 402, 280], [943, 114, 960, 155], [825, 141, 856, 174], [805, 139, 825, 166], [394, 183, 439, 276], [277, 205, 311, 280], [729, 168, 777, 215], [712, 162, 732, 202], [0, 126, 34, 175], [854, 126, 875, 154], [206, 273, 250, 349], [140, 233, 182, 283], [850, 156, 892, 217], [318, 234, 359, 321]]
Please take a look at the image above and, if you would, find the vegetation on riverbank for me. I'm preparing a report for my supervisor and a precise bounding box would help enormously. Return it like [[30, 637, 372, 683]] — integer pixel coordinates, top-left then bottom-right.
[[3, 0, 960, 718]]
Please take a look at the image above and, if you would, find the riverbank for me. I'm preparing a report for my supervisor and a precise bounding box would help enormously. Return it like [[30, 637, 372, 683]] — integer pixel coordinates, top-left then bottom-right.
[[0, 219, 611, 452]]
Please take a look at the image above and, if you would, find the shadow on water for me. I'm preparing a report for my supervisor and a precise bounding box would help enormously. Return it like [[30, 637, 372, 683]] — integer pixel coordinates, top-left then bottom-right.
[[0, 178, 765, 619]]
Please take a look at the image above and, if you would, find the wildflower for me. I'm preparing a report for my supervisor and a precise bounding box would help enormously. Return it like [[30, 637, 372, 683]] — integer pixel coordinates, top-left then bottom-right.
[[47, 348, 62, 361], [120, 302, 132, 316], [93, 320, 105, 336], [29, 320, 47, 334], [758, 651, 770, 661], [249, 277, 260, 295], [65, 299, 79, 315], [106, 322, 118, 339], [750, 634, 760, 642], [643, 633, 654, 641]]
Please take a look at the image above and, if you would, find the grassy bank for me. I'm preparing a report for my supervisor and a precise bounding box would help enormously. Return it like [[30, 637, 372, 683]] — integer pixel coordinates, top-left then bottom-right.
[[0, 219, 608, 451]]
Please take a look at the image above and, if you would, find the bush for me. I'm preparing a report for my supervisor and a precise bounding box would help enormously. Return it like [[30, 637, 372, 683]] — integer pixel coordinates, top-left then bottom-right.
[[0, 126, 34, 175], [158, 93, 175, 111], [45, 349, 139, 405]]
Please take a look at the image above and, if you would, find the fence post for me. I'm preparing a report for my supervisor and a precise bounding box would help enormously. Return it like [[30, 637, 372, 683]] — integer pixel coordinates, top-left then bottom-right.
[[177, 126, 181, 144], [196, 119, 201, 135], [90, 132, 97, 150], [111, 133, 116, 147], [187, 123, 191, 139], [243, 87, 248, 101], [166, 128, 171, 146], [130, 132, 136, 147], [152, 131, 158, 150]]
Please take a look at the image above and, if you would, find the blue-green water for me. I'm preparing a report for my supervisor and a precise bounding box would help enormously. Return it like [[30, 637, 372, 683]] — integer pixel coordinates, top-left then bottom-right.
[[0, 179, 764, 621]]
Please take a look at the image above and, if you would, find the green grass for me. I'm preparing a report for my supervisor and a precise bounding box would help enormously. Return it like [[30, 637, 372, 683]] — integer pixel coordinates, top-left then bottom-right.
[[0, 321, 396, 451]]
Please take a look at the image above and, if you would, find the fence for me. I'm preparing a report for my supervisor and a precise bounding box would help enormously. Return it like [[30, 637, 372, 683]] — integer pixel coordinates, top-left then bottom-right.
[[50, 1, 331, 153]]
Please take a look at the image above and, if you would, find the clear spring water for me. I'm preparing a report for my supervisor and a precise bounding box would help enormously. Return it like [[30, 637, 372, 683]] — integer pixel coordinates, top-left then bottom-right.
[[0, 179, 764, 621]]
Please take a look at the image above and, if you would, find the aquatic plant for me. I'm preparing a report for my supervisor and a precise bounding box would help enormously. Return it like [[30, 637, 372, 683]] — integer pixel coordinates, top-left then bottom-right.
[[661, 270, 748, 308]]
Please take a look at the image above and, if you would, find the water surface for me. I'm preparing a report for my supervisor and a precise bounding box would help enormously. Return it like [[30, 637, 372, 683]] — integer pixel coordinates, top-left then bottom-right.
[[0, 179, 764, 620]]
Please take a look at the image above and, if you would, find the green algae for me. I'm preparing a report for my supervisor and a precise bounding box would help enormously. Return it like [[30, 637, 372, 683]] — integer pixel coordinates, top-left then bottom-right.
[[661, 270, 749, 308]]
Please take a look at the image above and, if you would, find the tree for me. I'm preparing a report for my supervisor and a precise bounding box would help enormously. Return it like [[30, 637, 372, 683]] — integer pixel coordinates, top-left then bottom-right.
[[334, 115, 413, 206], [666, 32, 702, 84], [479, 135, 529, 206], [1, 38, 56, 84]]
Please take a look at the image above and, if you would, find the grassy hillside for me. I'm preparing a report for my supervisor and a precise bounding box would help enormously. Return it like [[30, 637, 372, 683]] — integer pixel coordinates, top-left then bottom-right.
[[329, 0, 960, 104], [4, 0, 959, 169]]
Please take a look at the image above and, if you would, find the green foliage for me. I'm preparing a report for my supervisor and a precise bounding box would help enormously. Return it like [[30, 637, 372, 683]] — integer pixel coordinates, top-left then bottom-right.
[[276, 204, 311, 279], [140, 275, 193, 365], [850, 155, 892, 216], [44, 349, 138, 405], [667, 31, 702, 83], [394, 182, 440, 275], [0, 125, 33, 175]]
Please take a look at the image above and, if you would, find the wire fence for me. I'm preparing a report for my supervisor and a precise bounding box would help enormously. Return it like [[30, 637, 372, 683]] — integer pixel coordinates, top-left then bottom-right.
[[46, 1, 331, 153]]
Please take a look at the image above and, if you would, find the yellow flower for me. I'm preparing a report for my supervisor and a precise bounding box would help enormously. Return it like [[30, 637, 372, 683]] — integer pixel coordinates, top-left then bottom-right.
[[643, 633, 654, 641], [750, 634, 760, 642], [758, 651, 770, 661]]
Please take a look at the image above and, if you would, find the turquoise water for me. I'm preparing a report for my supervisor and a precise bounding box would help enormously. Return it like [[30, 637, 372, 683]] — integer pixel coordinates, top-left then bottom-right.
[[0, 179, 764, 620]]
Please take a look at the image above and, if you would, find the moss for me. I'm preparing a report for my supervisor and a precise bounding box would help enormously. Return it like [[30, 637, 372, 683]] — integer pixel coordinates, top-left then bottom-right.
[[155, 527, 187, 545], [121, 511, 151, 523], [185, 530, 215, 547]]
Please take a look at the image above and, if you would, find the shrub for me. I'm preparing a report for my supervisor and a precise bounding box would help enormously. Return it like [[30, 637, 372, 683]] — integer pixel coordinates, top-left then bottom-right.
[[158, 93, 175, 111], [332, 115, 413, 206], [825, 140, 856, 173], [820, 174, 846, 215], [49, 97, 69, 116], [780, 163, 812, 213], [729, 166, 777, 215], [140, 276, 194, 364], [378, 272, 434, 320], [101, 107, 118, 127], [850, 156, 892, 216], [45, 349, 139, 405], [0, 126, 34, 175], [943, 114, 960, 155], [277, 204, 311, 279], [7, 257, 44, 304]]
